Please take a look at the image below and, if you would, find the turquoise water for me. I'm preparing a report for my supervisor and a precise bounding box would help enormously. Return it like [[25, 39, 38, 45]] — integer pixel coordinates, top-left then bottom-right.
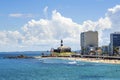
[[0, 58, 120, 80]]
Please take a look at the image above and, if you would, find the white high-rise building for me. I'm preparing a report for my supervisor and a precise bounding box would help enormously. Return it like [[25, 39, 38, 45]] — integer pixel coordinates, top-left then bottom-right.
[[81, 31, 98, 55]]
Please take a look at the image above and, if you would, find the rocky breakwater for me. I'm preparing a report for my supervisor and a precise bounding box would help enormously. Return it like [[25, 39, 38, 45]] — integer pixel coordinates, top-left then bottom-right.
[[4, 55, 34, 59]]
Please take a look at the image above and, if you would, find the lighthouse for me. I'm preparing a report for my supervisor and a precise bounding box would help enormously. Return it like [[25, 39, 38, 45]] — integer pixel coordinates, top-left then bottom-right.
[[53, 40, 71, 53], [61, 40, 63, 46]]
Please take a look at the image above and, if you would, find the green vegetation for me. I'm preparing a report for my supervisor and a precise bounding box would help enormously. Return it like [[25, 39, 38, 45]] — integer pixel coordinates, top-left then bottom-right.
[[51, 52, 75, 57], [113, 46, 120, 56]]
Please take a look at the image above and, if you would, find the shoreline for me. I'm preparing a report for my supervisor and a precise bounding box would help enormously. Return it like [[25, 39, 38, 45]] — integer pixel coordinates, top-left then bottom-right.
[[34, 56, 120, 64], [58, 57, 120, 64]]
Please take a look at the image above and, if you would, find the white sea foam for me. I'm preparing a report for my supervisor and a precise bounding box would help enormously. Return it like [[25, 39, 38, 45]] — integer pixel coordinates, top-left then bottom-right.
[[68, 61, 77, 64]]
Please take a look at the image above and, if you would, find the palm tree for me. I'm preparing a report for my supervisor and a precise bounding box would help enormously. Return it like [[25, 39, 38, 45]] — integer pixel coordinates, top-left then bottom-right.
[[113, 46, 120, 56]]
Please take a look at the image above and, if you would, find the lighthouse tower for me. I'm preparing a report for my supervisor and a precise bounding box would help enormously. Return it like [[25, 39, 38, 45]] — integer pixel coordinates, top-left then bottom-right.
[[53, 39, 71, 53], [61, 40, 63, 46]]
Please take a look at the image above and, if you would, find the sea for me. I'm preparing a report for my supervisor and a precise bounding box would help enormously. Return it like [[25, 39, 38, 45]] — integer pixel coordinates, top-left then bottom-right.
[[0, 51, 120, 80]]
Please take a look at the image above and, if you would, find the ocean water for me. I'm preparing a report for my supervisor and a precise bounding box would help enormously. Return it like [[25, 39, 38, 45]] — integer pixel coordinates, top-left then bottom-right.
[[0, 54, 120, 80], [0, 51, 50, 59]]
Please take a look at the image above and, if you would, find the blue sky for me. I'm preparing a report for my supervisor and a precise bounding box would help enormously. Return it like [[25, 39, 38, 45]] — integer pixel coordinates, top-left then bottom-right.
[[0, 0, 120, 30], [0, 0, 120, 51]]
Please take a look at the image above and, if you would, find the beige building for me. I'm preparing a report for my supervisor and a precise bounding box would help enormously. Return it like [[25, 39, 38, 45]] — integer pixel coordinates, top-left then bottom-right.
[[81, 31, 98, 54]]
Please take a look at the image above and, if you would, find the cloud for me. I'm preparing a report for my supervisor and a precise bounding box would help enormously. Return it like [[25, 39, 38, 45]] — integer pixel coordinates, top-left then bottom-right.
[[99, 5, 120, 45], [0, 31, 23, 47], [22, 10, 83, 46], [9, 13, 34, 18], [21, 10, 112, 49], [43, 6, 48, 18], [43, 6, 48, 13], [106, 5, 120, 31], [1, 4, 120, 51], [108, 5, 120, 14]]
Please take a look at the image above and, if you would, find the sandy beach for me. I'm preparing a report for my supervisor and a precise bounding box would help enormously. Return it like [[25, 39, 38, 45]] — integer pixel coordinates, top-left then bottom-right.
[[34, 56, 120, 64], [58, 57, 120, 64]]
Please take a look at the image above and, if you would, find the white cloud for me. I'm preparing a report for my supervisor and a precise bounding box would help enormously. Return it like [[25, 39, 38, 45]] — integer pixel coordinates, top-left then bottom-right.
[[99, 4, 120, 46], [9, 13, 34, 18], [9, 13, 23, 17], [0, 31, 23, 46], [43, 6, 48, 18], [21, 10, 111, 50], [43, 6, 48, 14], [108, 5, 120, 14], [106, 5, 120, 31], [21, 11, 81, 48], [1, 4, 120, 51], [81, 16, 112, 46]]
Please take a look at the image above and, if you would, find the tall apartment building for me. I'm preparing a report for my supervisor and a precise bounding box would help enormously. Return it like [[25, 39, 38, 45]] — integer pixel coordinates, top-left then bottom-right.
[[110, 32, 120, 55], [81, 31, 98, 55]]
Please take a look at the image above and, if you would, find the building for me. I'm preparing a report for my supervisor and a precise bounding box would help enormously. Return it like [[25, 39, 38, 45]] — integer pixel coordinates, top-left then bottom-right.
[[102, 46, 109, 55], [53, 40, 71, 53], [96, 47, 102, 55], [81, 31, 98, 55], [110, 32, 120, 55]]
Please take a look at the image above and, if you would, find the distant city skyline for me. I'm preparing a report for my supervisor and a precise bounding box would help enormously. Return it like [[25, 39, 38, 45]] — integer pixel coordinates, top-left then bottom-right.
[[0, 0, 120, 51]]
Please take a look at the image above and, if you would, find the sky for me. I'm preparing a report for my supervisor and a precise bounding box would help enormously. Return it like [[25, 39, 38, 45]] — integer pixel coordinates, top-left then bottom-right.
[[0, 0, 120, 52]]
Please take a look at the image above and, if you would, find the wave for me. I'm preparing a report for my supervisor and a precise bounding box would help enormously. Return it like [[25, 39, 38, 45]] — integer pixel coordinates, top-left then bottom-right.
[[68, 61, 77, 64]]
